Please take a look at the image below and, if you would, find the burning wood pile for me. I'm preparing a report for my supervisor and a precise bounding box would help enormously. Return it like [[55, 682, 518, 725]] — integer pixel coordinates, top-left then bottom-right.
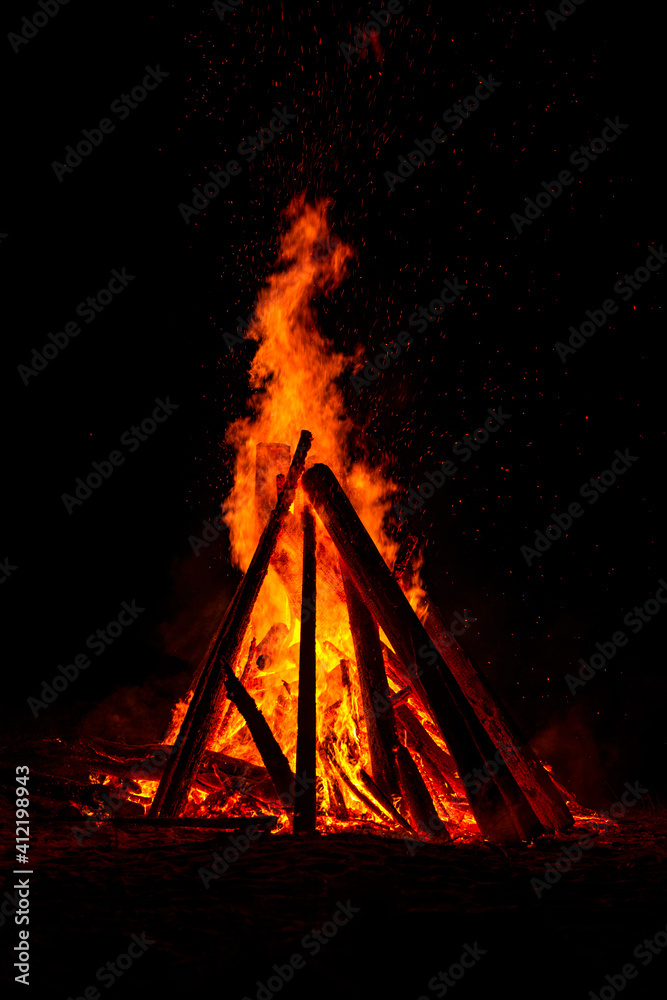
[[132, 431, 573, 843], [143, 428, 575, 846], [15, 197, 578, 846]]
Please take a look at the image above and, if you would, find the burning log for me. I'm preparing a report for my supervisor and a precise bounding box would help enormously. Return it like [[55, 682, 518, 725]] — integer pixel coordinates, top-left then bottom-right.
[[340, 562, 399, 799], [392, 533, 419, 581], [255, 443, 292, 525], [302, 463, 542, 844], [356, 768, 415, 835], [150, 430, 313, 818], [394, 742, 450, 842], [256, 623, 289, 671], [393, 705, 462, 790], [220, 653, 295, 804], [321, 733, 408, 832], [294, 506, 317, 834], [318, 744, 349, 820], [423, 604, 574, 833], [214, 637, 257, 741]]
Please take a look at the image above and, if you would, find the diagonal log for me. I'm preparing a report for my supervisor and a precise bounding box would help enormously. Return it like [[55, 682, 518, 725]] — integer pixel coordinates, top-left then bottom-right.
[[220, 653, 295, 805], [150, 431, 312, 818], [302, 463, 542, 844], [340, 561, 399, 799], [394, 742, 451, 842], [423, 604, 573, 832], [393, 704, 463, 793]]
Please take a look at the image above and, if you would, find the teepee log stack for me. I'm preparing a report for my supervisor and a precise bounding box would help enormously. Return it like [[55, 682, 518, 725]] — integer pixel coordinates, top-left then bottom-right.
[[142, 434, 572, 847]]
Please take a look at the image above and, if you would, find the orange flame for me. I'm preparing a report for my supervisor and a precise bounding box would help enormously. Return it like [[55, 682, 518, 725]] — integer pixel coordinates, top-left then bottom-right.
[[161, 195, 471, 838]]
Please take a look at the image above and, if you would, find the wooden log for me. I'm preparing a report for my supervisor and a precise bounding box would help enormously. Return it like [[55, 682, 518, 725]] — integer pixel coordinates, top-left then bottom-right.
[[356, 768, 416, 835], [14, 738, 270, 795], [394, 742, 451, 842], [214, 637, 257, 742], [322, 735, 388, 827], [423, 604, 574, 832], [294, 506, 317, 834], [150, 430, 313, 818], [392, 533, 419, 580], [319, 744, 349, 820], [220, 652, 295, 805], [302, 463, 542, 844], [340, 561, 399, 798], [393, 704, 463, 791], [256, 623, 289, 671], [255, 443, 291, 525]]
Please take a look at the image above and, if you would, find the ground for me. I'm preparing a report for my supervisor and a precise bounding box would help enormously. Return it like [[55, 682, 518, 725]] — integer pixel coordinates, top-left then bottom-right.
[[3, 805, 665, 999]]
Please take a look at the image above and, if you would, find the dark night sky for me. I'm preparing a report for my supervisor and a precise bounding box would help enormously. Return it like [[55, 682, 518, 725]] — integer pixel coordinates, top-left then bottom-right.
[[1, 1, 664, 804]]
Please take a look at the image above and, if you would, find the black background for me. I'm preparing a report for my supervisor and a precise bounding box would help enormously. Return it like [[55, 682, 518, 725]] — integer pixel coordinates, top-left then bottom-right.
[[0, 1, 664, 995]]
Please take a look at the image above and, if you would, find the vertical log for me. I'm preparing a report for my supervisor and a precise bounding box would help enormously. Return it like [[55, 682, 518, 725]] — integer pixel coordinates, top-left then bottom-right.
[[302, 463, 541, 844], [294, 507, 317, 834], [150, 431, 312, 818], [340, 562, 399, 799]]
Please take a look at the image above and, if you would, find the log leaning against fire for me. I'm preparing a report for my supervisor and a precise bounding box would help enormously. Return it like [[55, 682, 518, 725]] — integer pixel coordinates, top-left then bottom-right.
[[389, 531, 573, 831], [301, 463, 543, 845], [422, 605, 574, 832], [150, 430, 313, 818]]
